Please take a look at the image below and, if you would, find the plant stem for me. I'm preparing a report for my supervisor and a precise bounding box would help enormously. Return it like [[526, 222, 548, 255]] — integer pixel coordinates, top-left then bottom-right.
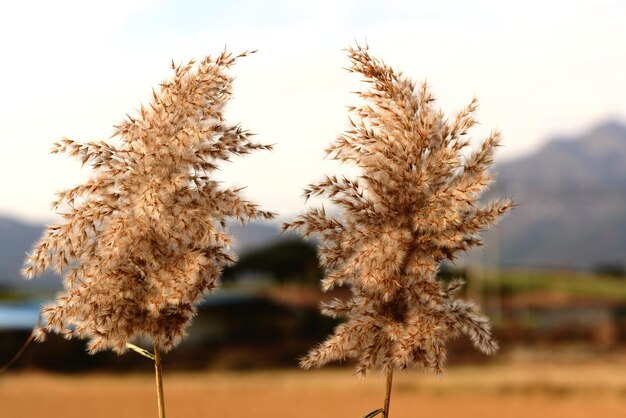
[[383, 368, 393, 418], [153, 342, 166, 418]]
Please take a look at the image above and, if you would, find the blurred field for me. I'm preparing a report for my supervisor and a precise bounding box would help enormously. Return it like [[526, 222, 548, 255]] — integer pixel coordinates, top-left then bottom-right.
[[478, 269, 626, 300], [2, 268, 626, 417], [2, 357, 626, 418]]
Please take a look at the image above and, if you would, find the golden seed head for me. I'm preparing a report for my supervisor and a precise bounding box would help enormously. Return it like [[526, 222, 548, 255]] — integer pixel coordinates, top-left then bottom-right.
[[23, 49, 274, 354], [285, 43, 512, 376]]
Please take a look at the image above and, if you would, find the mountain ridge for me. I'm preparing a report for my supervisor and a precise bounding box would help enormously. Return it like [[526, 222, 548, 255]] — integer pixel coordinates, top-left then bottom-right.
[[1, 119, 625, 288], [486, 119, 626, 269]]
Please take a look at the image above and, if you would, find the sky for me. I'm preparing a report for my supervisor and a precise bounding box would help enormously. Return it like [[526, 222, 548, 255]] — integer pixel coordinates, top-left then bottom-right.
[[0, 0, 625, 223]]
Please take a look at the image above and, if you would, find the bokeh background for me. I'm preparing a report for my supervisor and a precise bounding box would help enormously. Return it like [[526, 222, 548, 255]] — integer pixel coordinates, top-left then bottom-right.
[[1, 1, 625, 417]]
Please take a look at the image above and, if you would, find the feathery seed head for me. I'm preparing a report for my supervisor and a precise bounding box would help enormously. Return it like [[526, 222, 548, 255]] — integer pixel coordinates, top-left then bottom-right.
[[23, 50, 275, 354], [285, 43, 512, 376]]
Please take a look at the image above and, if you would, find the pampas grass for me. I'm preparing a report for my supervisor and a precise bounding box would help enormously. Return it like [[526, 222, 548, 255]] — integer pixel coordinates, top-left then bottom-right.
[[23, 49, 274, 417], [284, 43, 512, 417], [15, 40, 512, 418]]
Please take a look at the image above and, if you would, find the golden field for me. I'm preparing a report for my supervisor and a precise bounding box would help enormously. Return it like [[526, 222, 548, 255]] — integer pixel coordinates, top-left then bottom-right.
[[1, 356, 626, 418]]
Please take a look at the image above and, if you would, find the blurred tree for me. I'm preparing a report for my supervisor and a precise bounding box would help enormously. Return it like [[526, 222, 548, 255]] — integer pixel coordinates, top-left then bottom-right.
[[592, 263, 626, 278], [222, 239, 322, 285]]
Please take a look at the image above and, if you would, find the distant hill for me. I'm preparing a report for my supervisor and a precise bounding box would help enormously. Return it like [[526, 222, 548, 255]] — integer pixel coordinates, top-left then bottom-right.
[[0, 217, 283, 290], [485, 120, 626, 269], [2, 120, 625, 287], [0, 217, 58, 290], [228, 222, 282, 254]]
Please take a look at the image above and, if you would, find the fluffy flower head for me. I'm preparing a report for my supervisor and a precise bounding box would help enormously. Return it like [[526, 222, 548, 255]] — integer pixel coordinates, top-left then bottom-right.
[[24, 50, 274, 353], [285, 44, 512, 375]]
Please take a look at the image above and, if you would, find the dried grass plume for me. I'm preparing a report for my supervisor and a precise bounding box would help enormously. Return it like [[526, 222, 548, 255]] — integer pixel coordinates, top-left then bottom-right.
[[284, 43, 512, 376], [23, 50, 275, 353]]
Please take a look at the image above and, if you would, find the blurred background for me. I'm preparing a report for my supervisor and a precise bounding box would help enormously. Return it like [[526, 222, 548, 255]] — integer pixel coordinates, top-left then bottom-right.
[[1, 1, 625, 417]]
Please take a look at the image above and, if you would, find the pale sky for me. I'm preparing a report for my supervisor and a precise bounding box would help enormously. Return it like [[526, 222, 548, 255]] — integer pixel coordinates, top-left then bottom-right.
[[1, 0, 625, 223]]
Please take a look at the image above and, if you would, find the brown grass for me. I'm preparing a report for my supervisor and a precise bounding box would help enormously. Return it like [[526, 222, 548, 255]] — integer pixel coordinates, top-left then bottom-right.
[[283, 43, 511, 377], [23, 50, 274, 355], [2, 360, 625, 418]]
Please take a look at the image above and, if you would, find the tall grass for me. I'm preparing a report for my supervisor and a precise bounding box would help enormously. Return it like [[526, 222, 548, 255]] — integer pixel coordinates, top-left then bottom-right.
[[22, 49, 274, 417], [285, 43, 511, 417]]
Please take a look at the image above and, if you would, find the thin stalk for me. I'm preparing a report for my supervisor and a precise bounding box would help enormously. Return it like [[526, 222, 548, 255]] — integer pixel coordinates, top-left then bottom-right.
[[383, 368, 394, 418], [153, 343, 166, 418], [0, 312, 42, 375], [0, 333, 34, 375]]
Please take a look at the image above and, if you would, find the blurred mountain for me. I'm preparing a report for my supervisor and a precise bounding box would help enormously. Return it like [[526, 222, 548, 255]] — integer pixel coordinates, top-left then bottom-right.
[[228, 222, 282, 253], [2, 120, 625, 288], [486, 120, 626, 269], [0, 218, 282, 290], [0, 217, 59, 290]]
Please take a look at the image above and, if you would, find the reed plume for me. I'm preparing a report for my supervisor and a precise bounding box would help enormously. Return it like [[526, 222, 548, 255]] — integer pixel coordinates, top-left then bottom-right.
[[22, 49, 274, 355], [284, 43, 512, 417]]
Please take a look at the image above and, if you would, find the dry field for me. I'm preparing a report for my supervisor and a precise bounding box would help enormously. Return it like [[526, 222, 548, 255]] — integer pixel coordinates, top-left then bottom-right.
[[2, 358, 626, 418]]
